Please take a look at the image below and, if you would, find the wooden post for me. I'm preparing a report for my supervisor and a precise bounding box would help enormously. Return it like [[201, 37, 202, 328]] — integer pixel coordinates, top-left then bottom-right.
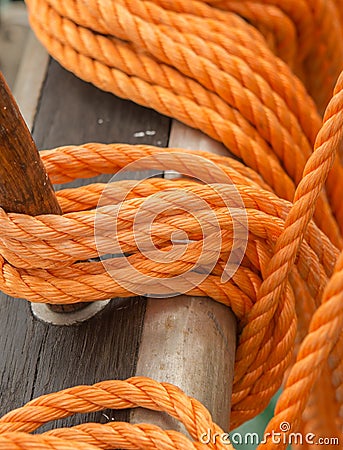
[[0, 71, 86, 313], [0, 71, 61, 215]]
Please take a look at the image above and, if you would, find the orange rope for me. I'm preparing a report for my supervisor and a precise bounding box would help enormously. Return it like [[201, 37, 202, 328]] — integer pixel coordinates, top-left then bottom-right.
[[1, 0, 343, 448]]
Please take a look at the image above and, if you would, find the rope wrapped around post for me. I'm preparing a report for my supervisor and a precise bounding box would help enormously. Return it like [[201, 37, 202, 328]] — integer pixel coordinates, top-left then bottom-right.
[[1, 0, 343, 448]]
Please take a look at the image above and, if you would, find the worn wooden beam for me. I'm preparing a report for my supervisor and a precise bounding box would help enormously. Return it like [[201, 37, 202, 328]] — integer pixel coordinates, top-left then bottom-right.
[[132, 296, 237, 432]]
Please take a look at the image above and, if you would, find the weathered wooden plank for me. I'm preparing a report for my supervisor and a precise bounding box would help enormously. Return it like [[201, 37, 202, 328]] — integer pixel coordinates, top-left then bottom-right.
[[0, 59, 171, 430], [0, 2, 30, 90], [0, 297, 144, 427], [13, 30, 49, 130], [33, 60, 170, 152]]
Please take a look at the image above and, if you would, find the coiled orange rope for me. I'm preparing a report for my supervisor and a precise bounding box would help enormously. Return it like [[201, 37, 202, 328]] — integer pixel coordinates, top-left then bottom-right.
[[1, 0, 343, 448]]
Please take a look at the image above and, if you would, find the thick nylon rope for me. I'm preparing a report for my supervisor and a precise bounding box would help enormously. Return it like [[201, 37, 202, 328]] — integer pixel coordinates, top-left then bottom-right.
[[1, 0, 343, 448]]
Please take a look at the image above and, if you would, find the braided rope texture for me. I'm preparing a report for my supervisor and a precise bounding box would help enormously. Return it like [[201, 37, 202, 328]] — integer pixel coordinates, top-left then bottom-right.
[[0, 0, 343, 448]]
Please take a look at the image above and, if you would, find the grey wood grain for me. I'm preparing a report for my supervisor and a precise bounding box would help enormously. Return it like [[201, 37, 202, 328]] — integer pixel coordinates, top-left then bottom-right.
[[33, 60, 170, 151], [0, 59, 171, 429]]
